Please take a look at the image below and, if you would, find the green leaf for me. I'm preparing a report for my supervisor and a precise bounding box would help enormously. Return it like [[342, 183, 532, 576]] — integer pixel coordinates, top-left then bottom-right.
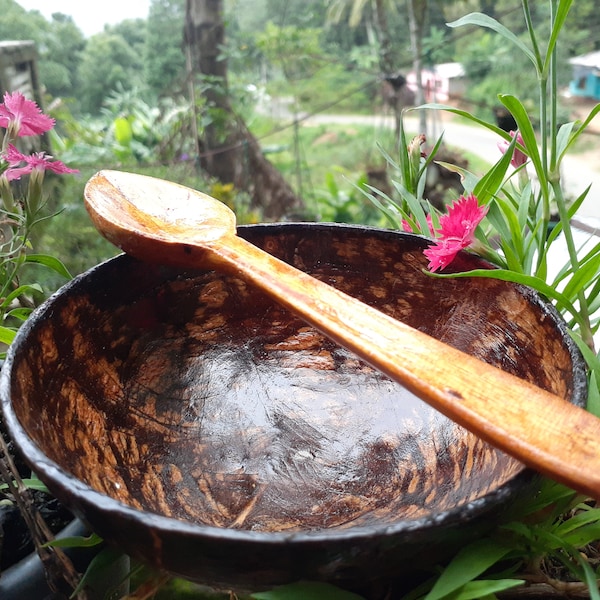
[[251, 582, 365, 600], [1, 283, 44, 308], [448, 578, 524, 600], [0, 477, 49, 493], [113, 116, 133, 147], [424, 539, 513, 600], [498, 95, 544, 185], [389, 180, 432, 236], [69, 548, 126, 599], [447, 13, 537, 69], [0, 326, 16, 345], [434, 162, 479, 194], [586, 371, 600, 418], [553, 507, 600, 548], [557, 103, 600, 159], [359, 185, 404, 229], [555, 121, 576, 165], [560, 242, 600, 300], [26, 253, 72, 279], [416, 103, 508, 138], [6, 307, 33, 322], [431, 268, 581, 326], [579, 554, 600, 600], [473, 144, 513, 205]]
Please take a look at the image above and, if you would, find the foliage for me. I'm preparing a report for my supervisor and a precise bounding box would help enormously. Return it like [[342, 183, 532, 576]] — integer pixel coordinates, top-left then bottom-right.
[[48, 88, 193, 167], [251, 581, 365, 599], [145, 0, 186, 96], [307, 169, 383, 225], [77, 32, 144, 114], [256, 22, 326, 83]]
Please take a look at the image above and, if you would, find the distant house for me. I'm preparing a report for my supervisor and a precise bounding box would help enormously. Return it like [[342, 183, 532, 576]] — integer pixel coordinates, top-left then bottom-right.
[[406, 62, 467, 103], [568, 51, 600, 100]]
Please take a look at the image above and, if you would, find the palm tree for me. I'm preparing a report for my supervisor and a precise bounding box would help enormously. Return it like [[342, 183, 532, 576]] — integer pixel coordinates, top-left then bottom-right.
[[327, 0, 429, 139]]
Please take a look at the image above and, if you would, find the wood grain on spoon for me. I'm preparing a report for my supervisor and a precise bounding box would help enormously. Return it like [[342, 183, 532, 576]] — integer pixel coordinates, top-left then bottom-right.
[[84, 169, 600, 499]]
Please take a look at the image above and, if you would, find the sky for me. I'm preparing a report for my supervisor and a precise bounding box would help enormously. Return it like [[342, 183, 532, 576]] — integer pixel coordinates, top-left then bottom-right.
[[16, 0, 151, 37]]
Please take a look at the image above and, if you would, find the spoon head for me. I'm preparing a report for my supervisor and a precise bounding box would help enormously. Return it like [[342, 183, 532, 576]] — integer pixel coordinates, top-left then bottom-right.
[[84, 170, 237, 265]]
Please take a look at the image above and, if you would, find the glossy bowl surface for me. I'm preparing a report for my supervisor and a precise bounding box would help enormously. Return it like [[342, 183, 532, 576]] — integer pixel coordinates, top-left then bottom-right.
[[0, 224, 586, 594]]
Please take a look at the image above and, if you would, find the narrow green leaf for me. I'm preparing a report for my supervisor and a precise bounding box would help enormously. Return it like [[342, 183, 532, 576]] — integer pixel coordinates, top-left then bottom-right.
[[359, 185, 404, 229], [424, 539, 513, 600], [560, 522, 600, 548], [579, 555, 600, 600], [1, 283, 43, 307], [0, 477, 49, 493], [555, 121, 576, 164], [557, 103, 600, 159], [498, 95, 544, 184], [561, 245, 600, 300], [26, 253, 72, 279], [434, 161, 479, 194], [0, 326, 16, 345], [6, 307, 33, 322], [417, 103, 508, 137], [390, 180, 432, 236], [69, 548, 126, 599], [431, 268, 581, 325], [447, 13, 537, 68], [251, 581, 365, 600], [449, 578, 524, 600], [473, 139, 513, 204], [587, 370, 600, 419]]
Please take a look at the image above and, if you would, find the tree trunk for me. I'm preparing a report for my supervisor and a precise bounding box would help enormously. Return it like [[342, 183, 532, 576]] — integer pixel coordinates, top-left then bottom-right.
[[407, 0, 428, 136], [373, 0, 403, 142], [183, 0, 303, 220]]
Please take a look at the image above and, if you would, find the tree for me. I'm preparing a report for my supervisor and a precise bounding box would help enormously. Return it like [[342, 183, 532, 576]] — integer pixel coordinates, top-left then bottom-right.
[[407, 0, 428, 135], [145, 0, 187, 96], [184, 0, 303, 219], [77, 33, 142, 114], [39, 14, 86, 99], [326, 0, 410, 141]]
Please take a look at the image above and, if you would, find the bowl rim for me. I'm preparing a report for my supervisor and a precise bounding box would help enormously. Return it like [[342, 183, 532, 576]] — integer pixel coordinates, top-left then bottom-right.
[[0, 223, 588, 547]]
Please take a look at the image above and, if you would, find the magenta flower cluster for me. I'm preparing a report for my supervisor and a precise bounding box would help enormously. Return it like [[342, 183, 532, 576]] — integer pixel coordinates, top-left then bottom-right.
[[423, 194, 488, 272], [0, 91, 78, 182], [402, 128, 527, 272]]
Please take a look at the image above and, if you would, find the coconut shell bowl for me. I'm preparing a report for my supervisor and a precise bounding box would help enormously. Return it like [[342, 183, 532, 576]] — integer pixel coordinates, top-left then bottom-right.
[[0, 223, 587, 597]]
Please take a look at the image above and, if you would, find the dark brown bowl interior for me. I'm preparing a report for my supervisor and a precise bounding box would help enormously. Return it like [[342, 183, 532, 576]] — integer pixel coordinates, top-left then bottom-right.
[[0, 224, 586, 593]]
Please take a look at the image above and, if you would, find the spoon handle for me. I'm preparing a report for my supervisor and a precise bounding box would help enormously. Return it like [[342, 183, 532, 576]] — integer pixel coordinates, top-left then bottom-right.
[[203, 233, 600, 499]]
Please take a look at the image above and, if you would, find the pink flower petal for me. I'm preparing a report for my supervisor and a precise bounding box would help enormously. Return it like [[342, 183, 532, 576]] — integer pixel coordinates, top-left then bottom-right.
[[2, 145, 78, 181], [0, 91, 55, 137], [424, 194, 487, 272]]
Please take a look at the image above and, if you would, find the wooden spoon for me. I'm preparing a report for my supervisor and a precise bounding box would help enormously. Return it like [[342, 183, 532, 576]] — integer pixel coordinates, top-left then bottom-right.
[[84, 169, 600, 499]]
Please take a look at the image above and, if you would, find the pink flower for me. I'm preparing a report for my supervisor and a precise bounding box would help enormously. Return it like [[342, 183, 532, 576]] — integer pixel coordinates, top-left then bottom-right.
[[3, 143, 78, 181], [423, 194, 488, 272], [497, 130, 527, 168], [0, 91, 55, 137]]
